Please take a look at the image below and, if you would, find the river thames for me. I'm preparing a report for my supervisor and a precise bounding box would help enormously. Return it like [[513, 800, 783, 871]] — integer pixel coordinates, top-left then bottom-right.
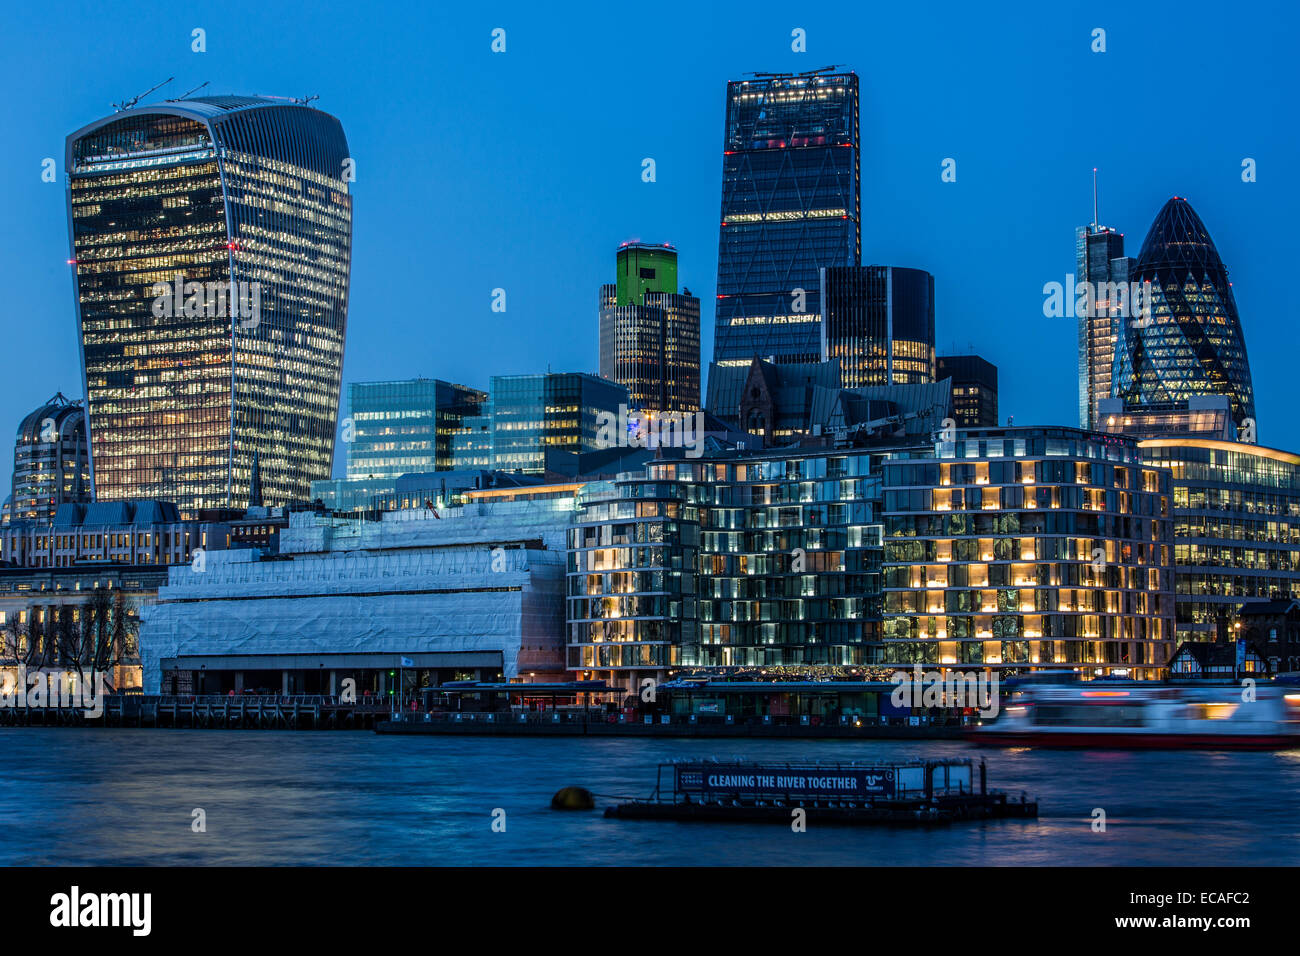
[[1, 729, 1296, 866]]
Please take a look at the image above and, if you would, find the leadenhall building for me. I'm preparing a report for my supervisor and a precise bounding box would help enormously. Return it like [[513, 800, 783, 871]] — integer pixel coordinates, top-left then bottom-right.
[[66, 95, 352, 516]]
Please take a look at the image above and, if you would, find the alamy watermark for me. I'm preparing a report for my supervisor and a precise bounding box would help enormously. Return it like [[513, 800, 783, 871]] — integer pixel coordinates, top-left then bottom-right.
[[890, 665, 999, 718], [1042, 276, 1153, 325], [596, 405, 704, 458], [151, 272, 261, 329], [0, 665, 111, 718]]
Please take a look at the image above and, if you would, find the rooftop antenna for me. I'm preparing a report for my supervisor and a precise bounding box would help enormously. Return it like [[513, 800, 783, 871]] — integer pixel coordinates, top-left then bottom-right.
[[1092, 167, 1099, 230], [166, 80, 210, 102], [113, 76, 174, 112]]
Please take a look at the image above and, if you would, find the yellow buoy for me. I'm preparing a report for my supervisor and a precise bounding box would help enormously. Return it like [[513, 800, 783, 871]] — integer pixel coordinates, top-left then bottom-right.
[[551, 786, 595, 810]]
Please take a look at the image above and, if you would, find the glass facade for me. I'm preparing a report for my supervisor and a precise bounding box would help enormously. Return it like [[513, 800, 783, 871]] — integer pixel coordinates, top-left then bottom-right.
[[598, 244, 700, 414], [881, 428, 1174, 678], [714, 70, 860, 367], [345, 379, 486, 479], [1097, 395, 1235, 441], [8, 395, 91, 524], [489, 373, 629, 475], [820, 265, 935, 387], [1075, 225, 1130, 429], [66, 97, 352, 516], [1139, 438, 1300, 644], [1113, 198, 1255, 430], [567, 449, 887, 686], [449, 404, 494, 471]]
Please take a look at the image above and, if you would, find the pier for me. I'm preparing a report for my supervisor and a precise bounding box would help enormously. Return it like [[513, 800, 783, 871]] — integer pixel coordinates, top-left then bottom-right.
[[0, 694, 393, 729], [604, 758, 1038, 827], [377, 710, 965, 738]]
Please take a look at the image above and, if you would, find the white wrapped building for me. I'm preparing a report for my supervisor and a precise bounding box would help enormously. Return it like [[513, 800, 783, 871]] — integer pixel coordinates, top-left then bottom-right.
[[138, 496, 573, 695]]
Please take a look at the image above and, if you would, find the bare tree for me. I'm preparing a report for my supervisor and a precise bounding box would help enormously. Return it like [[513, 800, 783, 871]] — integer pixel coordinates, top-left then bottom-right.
[[0, 589, 139, 699], [68, 588, 139, 693]]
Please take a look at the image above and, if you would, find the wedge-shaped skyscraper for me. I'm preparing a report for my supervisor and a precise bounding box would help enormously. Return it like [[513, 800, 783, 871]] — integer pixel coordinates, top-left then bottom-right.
[[66, 95, 352, 515], [713, 69, 860, 367]]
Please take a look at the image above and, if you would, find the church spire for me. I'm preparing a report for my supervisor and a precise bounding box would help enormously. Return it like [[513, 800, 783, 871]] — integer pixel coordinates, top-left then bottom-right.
[[249, 450, 263, 508]]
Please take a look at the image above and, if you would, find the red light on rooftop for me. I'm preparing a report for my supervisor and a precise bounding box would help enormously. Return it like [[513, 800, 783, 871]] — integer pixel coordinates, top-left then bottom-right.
[[66, 259, 76, 265]]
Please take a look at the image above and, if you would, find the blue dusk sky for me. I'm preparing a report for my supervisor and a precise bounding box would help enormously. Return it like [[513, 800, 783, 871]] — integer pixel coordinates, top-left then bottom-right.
[[1, 0, 1296, 484]]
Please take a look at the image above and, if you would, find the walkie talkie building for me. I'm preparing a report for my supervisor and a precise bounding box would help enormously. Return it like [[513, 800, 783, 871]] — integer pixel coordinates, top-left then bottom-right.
[[713, 69, 860, 367], [66, 95, 352, 515]]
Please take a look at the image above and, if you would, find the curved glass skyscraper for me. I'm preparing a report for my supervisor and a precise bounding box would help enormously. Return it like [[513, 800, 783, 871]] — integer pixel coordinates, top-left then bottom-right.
[[66, 96, 352, 515], [1113, 197, 1255, 429]]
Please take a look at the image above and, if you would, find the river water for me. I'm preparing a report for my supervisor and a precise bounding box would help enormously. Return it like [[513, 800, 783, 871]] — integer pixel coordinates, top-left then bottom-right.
[[1, 729, 1295, 866]]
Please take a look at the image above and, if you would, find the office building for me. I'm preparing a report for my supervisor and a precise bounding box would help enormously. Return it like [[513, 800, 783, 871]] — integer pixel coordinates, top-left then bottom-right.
[[1113, 198, 1256, 432], [0, 498, 263, 693], [481, 373, 628, 475], [345, 379, 486, 479], [1076, 222, 1132, 430], [820, 266, 935, 387], [1137, 437, 1300, 645], [714, 69, 860, 367], [0, 498, 243, 570], [598, 243, 700, 414], [66, 96, 352, 515], [7, 393, 91, 525], [706, 359, 950, 447], [937, 355, 998, 428]]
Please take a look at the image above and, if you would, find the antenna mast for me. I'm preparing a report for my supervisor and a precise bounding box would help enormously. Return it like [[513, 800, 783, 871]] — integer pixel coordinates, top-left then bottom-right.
[[1092, 167, 1099, 230]]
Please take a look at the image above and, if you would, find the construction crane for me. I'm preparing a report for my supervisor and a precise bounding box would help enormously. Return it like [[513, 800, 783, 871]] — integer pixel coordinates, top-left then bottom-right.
[[112, 77, 174, 112], [746, 65, 845, 78], [257, 94, 320, 105], [166, 81, 210, 102]]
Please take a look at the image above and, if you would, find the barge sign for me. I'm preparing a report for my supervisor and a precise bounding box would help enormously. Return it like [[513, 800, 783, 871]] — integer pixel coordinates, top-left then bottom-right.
[[678, 765, 895, 799]]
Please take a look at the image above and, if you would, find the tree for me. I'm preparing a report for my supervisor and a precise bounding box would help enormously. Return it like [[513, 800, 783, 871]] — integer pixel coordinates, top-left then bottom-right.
[[0, 589, 139, 699]]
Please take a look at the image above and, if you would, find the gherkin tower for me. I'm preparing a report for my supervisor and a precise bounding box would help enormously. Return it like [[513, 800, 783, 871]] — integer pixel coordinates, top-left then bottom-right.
[[1113, 197, 1255, 427]]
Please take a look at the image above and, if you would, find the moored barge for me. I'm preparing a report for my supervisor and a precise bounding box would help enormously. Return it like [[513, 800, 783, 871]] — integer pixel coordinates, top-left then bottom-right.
[[605, 758, 1037, 827]]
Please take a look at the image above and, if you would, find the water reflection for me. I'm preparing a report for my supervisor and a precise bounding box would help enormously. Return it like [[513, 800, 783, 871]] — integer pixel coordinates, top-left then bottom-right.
[[0, 730, 1296, 866]]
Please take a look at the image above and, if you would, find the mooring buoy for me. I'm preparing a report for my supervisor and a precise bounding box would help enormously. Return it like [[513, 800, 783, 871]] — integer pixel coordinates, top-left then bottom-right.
[[551, 786, 595, 810]]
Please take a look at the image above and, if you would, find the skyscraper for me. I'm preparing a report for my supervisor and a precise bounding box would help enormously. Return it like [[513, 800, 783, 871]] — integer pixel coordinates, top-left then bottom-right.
[[345, 379, 486, 479], [937, 355, 998, 427], [66, 95, 352, 516], [1113, 197, 1256, 431], [5, 393, 91, 525], [1076, 221, 1132, 430], [820, 265, 934, 387], [598, 243, 700, 414], [713, 68, 860, 367]]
